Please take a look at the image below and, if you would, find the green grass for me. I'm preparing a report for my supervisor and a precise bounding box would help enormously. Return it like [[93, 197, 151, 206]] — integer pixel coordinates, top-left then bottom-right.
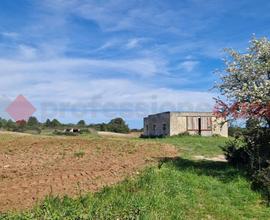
[[2, 159, 269, 220], [73, 149, 85, 158], [148, 135, 229, 158], [2, 136, 269, 219]]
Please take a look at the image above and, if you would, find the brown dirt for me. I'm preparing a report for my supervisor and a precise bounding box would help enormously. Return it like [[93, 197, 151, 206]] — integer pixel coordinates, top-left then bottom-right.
[[0, 133, 177, 212], [98, 131, 142, 138], [193, 155, 227, 162]]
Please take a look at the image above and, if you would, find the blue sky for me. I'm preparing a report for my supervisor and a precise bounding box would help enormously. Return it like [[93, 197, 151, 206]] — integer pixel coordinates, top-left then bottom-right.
[[0, 0, 269, 128]]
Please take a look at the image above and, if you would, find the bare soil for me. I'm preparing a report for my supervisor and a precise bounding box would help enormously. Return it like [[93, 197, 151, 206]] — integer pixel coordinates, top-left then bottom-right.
[[97, 131, 142, 138], [194, 154, 226, 162], [0, 133, 177, 212]]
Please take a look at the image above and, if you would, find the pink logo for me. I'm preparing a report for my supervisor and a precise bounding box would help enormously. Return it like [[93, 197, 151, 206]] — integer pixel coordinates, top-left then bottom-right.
[[5, 95, 36, 121]]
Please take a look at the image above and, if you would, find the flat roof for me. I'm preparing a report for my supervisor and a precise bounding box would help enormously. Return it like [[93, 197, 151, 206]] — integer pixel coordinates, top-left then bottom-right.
[[146, 111, 213, 117]]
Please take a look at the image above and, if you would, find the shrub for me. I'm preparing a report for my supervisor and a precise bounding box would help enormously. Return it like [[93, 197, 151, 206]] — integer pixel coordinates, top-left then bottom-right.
[[212, 134, 221, 137], [74, 150, 85, 158], [176, 131, 190, 137], [222, 139, 248, 168], [222, 125, 270, 205], [79, 128, 90, 134], [140, 134, 166, 138], [53, 130, 77, 136], [228, 126, 246, 138], [253, 166, 270, 206]]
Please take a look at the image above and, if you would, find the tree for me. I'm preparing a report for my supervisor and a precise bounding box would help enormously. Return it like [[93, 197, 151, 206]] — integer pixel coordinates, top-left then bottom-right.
[[16, 120, 27, 132], [27, 116, 39, 127], [214, 37, 270, 124], [0, 118, 7, 128], [44, 119, 51, 127], [50, 119, 61, 128], [16, 120, 26, 126], [5, 119, 16, 130], [0, 117, 3, 128], [77, 120, 86, 127], [107, 117, 130, 133], [215, 37, 270, 204], [100, 123, 107, 131]]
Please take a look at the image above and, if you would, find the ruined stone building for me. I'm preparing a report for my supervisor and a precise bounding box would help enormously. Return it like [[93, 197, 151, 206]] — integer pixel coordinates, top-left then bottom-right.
[[143, 112, 228, 137]]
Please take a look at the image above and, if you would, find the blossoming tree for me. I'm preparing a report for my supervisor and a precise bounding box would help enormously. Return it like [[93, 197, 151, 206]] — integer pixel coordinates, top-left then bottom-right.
[[214, 37, 270, 124]]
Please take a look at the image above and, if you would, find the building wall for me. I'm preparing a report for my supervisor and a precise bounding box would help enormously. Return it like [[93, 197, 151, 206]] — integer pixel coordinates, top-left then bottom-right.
[[170, 114, 187, 136], [170, 112, 214, 136], [143, 112, 170, 136], [143, 112, 228, 137]]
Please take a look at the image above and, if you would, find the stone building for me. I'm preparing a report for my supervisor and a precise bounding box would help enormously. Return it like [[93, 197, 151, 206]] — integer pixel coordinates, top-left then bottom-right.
[[143, 112, 228, 137]]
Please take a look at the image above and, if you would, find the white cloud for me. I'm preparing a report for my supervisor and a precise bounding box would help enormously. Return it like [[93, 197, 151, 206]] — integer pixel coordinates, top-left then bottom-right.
[[0, 56, 166, 78], [43, 0, 231, 36], [96, 39, 121, 51], [0, 0, 228, 126], [96, 37, 147, 52], [1, 32, 19, 39], [0, 71, 215, 123], [126, 38, 141, 49], [178, 60, 199, 72], [18, 45, 38, 60]]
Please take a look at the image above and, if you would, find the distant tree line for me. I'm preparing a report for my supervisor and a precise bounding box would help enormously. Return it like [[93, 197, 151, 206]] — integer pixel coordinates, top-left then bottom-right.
[[0, 117, 131, 134], [89, 118, 130, 134]]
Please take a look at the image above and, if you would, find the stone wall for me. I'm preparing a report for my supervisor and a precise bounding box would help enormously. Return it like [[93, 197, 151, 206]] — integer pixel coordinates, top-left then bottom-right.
[[143, 112, 228, 137], [144, 112, 170, 136], [170, 113, 187, 135]]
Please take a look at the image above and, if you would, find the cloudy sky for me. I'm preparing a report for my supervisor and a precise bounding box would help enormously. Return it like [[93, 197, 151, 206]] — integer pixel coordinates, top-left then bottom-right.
[[0, 0, 269, 127]]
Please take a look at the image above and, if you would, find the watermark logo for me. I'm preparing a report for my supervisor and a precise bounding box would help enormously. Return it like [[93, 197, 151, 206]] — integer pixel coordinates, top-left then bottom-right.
[[5, 95, 36, 121]]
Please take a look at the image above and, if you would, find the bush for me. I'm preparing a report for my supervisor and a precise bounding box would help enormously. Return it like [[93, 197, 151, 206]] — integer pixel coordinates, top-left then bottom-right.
[[53, 130, 77, 136], [175, 131, 190, 137], [79, 128, 90, 134], [222, 124, 270, 205], [222, 139, 248, 168], [253, 166, 270, 206], [26, 126, 42, 134], [140, 134, 166, 139], [228, 126, 246, 138]]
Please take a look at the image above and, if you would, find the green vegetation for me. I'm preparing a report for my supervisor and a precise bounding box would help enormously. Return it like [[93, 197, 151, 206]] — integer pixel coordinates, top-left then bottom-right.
[[154, 135, 228, 158], [2, 136, 270, 219], [3, 159, 270, 219], [0, 117, 131, 135], [77, 120, 86, 127], [27, 116, 39, 127], [214, 37, 270, 204], [90, 117, 130, 133], [74, 150, 85, 158]]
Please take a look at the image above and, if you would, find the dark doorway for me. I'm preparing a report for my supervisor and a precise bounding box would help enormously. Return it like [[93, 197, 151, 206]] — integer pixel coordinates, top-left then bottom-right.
[[198, 118, 202, 135]]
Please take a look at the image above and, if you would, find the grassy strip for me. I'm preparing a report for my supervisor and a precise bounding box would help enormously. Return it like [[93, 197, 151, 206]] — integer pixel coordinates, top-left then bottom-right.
[[146, 135, 228, 158]]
